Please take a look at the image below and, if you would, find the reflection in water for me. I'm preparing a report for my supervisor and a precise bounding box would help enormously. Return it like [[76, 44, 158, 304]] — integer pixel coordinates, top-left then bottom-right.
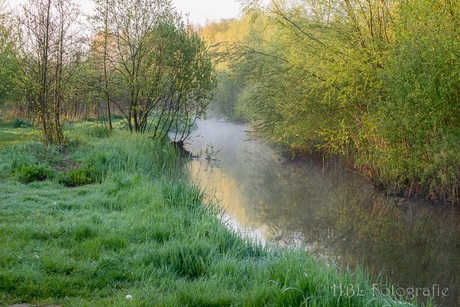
[[186, 118, 460, 307]]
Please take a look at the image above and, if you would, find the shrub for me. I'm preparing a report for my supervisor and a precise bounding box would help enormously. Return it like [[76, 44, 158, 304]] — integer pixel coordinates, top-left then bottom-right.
[[59, 167, 95, 187], [16, 164, 54, 183]]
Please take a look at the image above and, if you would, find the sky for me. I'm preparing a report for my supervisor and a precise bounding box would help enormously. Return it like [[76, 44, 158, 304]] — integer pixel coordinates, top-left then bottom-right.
[[173, 0, 242, 25], [6, 0, 243, 25]]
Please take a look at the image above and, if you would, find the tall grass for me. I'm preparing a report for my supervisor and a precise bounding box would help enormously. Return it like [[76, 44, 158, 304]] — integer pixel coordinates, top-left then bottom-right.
[[0, 123, 422, 306]]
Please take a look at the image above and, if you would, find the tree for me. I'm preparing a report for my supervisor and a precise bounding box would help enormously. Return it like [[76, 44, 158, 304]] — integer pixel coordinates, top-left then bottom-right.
[[91, 0, 216, 142], [0, 1, 20, 112], [18, 0, 82, 146], [91, 0, 114, 129], [199, 16, 259, 121], [150, 21, 216, 142], [375, 0, 460, 202]]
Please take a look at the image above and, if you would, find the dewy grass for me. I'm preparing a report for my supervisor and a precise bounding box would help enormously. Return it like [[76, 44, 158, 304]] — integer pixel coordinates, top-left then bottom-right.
[[0, 124, 424, 306]]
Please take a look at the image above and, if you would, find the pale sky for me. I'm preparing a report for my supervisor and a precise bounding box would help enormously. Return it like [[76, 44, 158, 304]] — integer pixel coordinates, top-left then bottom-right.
[[6, 0, 242, 25], [173, 0, 242, 25]]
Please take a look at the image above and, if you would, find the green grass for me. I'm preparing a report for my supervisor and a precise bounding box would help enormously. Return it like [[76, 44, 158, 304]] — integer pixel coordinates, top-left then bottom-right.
[[0, 126, 37, 148], [0, 122, 422, 306]]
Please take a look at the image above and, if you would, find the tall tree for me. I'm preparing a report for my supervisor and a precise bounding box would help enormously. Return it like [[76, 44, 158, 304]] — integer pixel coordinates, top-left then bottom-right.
[[91, 0, 173, 133], [0, 1, 20, 111], [91, 0, 216, 141], [18, 0, 81, 146], [91, 0, 114, 130]]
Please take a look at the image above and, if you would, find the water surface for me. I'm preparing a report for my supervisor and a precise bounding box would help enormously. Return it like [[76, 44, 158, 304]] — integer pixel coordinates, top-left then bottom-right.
[[186, 118, 460, 307]]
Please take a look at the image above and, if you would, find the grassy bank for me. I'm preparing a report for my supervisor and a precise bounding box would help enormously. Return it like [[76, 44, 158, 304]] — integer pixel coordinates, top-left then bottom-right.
[[0, 123, 418, 306]]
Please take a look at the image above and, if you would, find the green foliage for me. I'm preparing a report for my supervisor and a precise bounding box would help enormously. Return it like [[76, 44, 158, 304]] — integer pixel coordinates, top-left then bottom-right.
[[208, 0, 460, 204], [15, 0, 82, 146], [15, 164, 54, 183], [89, 1, 216, 143], [58, 167, 95, 187], [82, 131, 181, 181], [368, 0, 460, 202], [210, 71, 246, 121], [1, 0, 216, 147]]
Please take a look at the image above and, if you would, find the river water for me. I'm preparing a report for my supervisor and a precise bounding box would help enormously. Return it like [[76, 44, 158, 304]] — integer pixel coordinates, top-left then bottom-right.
[[185, 118, 460, 307]]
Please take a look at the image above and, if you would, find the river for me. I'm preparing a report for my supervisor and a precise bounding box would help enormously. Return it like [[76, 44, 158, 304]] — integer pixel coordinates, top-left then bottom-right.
[[184, 118, 460, 307]]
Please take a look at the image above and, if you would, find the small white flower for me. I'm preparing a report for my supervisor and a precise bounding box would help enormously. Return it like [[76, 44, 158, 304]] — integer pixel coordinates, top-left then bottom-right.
[[125, 294, 133, 301]]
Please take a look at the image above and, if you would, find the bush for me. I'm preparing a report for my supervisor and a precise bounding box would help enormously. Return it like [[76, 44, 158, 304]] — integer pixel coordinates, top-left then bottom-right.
[[15, 164, 54, 183], [58, 167, 95, 187]]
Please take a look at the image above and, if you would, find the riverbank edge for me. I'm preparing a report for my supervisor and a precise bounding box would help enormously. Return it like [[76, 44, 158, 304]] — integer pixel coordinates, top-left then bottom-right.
[[238, 114, 458, 206], [0, 123, 421, 306], [255, 130, 459, 207]]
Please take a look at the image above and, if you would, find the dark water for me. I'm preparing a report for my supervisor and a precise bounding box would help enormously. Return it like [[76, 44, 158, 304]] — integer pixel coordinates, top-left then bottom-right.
[[185, 118, 460, 307]]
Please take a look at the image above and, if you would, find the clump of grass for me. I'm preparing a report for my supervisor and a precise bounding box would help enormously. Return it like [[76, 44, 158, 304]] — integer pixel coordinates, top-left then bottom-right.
[[83, 125, 112, 138], [0, 123, 419, 306], [4, 141, 64, 172]]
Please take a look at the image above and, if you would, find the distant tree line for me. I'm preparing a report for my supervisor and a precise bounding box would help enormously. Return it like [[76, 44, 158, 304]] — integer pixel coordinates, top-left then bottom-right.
[[0, 0, 216, 145], [202, 0, 460, 205]]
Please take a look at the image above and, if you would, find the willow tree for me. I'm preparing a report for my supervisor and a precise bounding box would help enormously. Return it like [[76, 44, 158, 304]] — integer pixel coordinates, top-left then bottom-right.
[[91, 0, 216, 142], [18, 0, 81, 146], [230, 0, 459, 203], [234, 0, 394, 155], [375, 0, 460, 202]]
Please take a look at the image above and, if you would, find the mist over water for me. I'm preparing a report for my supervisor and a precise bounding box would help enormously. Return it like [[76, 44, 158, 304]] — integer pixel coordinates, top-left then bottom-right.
[[186, 118, 460, 307]]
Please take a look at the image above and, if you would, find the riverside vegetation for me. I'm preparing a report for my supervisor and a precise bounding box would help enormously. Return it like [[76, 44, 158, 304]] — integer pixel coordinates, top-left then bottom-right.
[[0, 121, 421, 306], [203, 0, 460, 205]]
